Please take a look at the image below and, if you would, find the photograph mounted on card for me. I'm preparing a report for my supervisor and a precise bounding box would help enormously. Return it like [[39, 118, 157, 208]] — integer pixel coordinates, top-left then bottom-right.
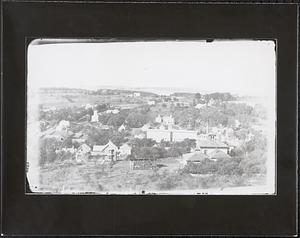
[[26, 38, 276, 195]]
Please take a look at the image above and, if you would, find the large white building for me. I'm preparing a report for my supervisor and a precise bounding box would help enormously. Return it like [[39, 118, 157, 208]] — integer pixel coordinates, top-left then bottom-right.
[[146, 128, 197, 142]]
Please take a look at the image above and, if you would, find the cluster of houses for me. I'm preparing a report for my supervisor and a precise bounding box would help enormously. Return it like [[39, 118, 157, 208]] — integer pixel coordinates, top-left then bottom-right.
[[43, 98, 248, 169], [43, 118, 132, 163], [48, 114, 236, 167], [55, 139, 132, 163], [90, 108, 120, 123], [145, 114, 240, 154], [90, 141, 132, 161]]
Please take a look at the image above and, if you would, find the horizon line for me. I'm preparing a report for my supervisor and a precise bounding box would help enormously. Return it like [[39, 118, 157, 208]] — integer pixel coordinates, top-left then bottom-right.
[[37, 85, 259, 97]]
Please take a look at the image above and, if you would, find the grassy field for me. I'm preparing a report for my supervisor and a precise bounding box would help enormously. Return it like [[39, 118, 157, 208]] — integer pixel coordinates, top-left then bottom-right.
[[38, 89, 150, 110], [38, 156, 266, 194]]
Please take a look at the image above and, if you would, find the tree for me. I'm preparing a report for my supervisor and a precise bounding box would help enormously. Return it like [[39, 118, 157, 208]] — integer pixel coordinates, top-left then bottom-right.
[[107, 114, 126, 127], [98, 114, 111, 125], [132, 146, 162, 160], [95, 104, 109, 112], [126, 112, 148, 128], [40, 138, 60, 165], [86, 108, 94, 116], [194, 93, 202, 104], [62, 136, 73, 148], [167, 147, 183, 158], [129, 138, 156, 148], [87, 129, 110, 145], [110, 131, 128, 147]]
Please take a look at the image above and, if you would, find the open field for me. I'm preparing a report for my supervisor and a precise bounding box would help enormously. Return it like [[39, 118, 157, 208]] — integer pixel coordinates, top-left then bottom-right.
[[38, 88, 156, 109], [38, 156, 266, 194]]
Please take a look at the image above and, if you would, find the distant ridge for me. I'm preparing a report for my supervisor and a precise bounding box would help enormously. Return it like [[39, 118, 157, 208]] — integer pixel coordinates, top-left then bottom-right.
[[38, 86, 251, 98]]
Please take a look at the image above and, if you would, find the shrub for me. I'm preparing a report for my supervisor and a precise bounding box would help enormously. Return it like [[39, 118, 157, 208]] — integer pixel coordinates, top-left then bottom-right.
[[57, 151, 74, 161], [40, 138, 60, 166], [183, 159, 217, 174], [166, 147, 183, 158], [157, 176, 178, 190], [183, 157, 244, 176], [239, 150, 267, 175], [216, 158, 243, 176]]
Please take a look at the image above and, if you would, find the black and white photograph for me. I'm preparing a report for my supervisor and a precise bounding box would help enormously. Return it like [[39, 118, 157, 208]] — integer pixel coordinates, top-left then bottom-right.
[[2, 1, 298, 236], [26, 39, 276, 195]]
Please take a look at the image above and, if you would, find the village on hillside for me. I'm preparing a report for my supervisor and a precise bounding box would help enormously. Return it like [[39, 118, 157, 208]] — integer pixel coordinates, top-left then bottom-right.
[[32, 87, 268, 194]]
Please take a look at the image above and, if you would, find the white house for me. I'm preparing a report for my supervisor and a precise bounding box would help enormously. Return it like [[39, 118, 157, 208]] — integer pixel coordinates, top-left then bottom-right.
[[195, 103, 206, 109], [91, 140, 119, 161], [162, 115, 174, 126], [134, 134, 146, 139], [85, 104, 93, 110], [208, 99, 216, 106], [133, 92, 141, 97], [56, 120, 70, 131], [78, 143, 91, 154], [155, 115, 162, 123], [118, 124, 126, 132], [119, 143, 132, 157], [75, 144, 91, 162], [147, 100, 156, 106], [91, 110, 99, 122], [141, 124, 150, 132], [155, 114, 175, 126], [106, 109, 120, 114], [234, 119, 241, 128]]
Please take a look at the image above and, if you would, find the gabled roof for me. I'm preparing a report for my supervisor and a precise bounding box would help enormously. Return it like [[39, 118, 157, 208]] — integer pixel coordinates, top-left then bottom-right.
[[197, 139, 228, 148], [208, 149, 231, 159], [93, 145, 105, 152], [118, 124, 126, 130], [93, 141, 118, 152], [79, 143, 91, 151], [187, 152, 208, 162]]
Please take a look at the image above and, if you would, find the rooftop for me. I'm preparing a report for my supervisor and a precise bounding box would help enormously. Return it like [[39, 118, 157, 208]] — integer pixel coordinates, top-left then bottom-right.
[[208, 149, 231, 159], [197, 139, 228, 148], [187, 152, 208, 162]]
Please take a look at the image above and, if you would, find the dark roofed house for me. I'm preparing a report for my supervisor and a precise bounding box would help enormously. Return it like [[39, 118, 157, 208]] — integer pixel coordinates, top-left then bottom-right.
[[196, 139, 229, 155], [208, 149, 231, 160], [186, 152, 209, 163]]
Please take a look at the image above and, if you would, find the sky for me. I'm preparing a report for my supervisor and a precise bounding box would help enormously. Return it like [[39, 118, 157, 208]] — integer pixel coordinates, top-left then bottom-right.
[[27, 40, 276, 96]]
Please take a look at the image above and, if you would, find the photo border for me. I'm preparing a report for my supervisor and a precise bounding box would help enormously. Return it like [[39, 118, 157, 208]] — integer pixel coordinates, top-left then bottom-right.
[[1, 1, 298, 236]]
